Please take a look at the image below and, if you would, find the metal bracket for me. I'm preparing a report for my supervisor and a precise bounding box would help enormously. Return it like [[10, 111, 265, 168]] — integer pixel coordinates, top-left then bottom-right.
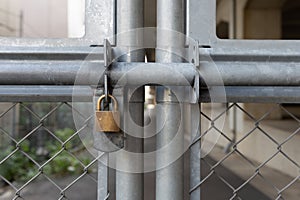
[[192, 74, 200, 103], [189, 40, 200, 68], [104, 39, 113, 103], [104, 39, 113, 68], [189, 40, 200, 103]]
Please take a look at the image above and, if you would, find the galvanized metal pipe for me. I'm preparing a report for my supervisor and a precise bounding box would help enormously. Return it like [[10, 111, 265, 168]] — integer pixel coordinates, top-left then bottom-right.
[[0, 62, 195, 86], [189, 103, 201, 200], [156, 0, 185, 199], [116, 87, 144, 200], [201, 59, 300, 86], [156, 0, 185, 63], [200, 86, 300, 103], [115, 0, 144, 200], [0, 60, 299, 86], [1, 86, 300, 103], [98, 153, 109, 200], [156, 91, 184, 200]]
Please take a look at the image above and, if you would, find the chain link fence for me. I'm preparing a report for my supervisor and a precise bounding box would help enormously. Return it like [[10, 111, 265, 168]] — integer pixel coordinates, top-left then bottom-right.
[[197, 103, 300, 200], [0, 101, 299, 199], [0, 102, 98, 200]]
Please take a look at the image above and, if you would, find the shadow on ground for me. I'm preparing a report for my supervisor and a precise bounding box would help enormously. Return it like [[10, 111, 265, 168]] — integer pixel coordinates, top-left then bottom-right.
[[0, 157, 271, 200]]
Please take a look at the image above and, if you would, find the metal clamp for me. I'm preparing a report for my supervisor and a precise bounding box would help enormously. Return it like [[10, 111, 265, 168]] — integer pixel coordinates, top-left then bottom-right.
[[104, 39, 113, 102], [189, 40, 200, 68], [104, 38, 112, 68], [189, 40, 200, 103]]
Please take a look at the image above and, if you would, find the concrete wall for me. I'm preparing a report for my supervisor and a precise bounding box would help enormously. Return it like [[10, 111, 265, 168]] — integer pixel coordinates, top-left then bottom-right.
[[216, 0, 248, 39], [244, 4, 282, 39], [68, 0, 85, 38], [0, 0, 20, 37], [0, 0, 68, 38]]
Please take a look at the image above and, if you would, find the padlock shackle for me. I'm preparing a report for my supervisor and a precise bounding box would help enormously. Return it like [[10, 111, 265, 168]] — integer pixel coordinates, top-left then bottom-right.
[[97, 94, 118, 111]]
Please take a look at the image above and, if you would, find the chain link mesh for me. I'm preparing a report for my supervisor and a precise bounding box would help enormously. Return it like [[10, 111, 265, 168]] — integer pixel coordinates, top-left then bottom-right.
[[1, 102, 300, 199], [0, 102, 99, 200], [191, 103, 300, 200]]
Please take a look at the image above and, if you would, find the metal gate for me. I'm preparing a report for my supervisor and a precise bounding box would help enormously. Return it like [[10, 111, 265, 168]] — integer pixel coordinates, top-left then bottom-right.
[[0, 0, 299, 199]]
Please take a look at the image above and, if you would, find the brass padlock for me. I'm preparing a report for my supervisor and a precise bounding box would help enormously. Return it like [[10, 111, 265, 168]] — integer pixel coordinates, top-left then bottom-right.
[[95, 94, 120, 132]]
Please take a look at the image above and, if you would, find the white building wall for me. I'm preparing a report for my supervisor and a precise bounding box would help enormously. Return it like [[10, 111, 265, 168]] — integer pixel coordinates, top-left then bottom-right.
[[68, 0, 85, 38], [0, 0, 68, 38]]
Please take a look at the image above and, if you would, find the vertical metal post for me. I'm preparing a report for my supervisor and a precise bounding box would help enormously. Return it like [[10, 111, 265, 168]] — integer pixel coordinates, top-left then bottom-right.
[[225, 0, 237, 153], [116, 0, 144, 200], [231, 0, 237, 145], [156, 0, 185, 199], [98, 153, 109, 200], [116, 88, 144, 200], [156, 91, 184, 200], [156, 0, 185, 62], [190, 104, 201, 200]]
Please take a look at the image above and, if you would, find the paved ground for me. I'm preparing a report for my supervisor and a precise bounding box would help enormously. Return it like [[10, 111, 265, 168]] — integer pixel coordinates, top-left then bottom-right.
[[1, 139, 299, 199], [143, 155, 271, 200], [201, 156, 271, 200], [1, 144, 299, 200], [0, 156, 273, 200], [0, 175, 97, 200]]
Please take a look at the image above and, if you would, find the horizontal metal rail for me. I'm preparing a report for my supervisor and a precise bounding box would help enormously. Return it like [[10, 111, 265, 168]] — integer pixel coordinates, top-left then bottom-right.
[[0, 59, 299, 86], [0, 46, 104, 60], [0, 62, 197, 86], [0, 86, 299, 103], [0, 86, 92, 102], [201, 86, 300, 103]]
